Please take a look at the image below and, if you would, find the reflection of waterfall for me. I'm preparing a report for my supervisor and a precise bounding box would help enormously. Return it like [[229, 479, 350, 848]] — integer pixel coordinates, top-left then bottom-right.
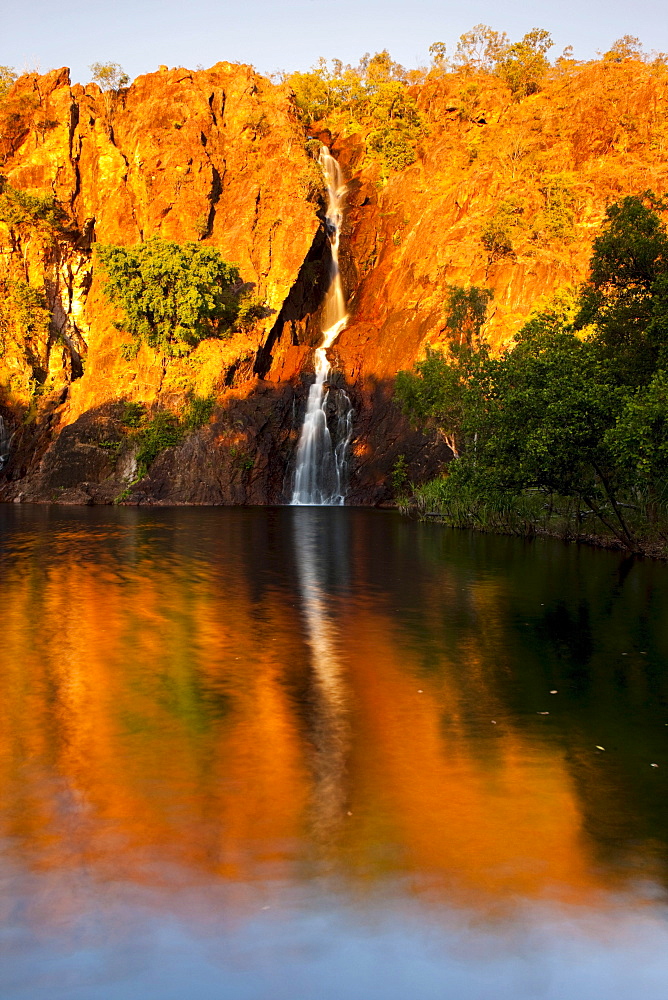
[[293, 508, 349, 842], [0, 416, 12, 471], [291, 147, 353, 506]]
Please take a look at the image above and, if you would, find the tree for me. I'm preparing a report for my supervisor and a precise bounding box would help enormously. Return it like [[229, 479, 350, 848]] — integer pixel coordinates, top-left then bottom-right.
[[453, 25, 508, 72], [89, 62, 130, 91], [607, 370, 668, 489], [444, 285, 493, 347], [96, 239, 253, 353], [33, 114, 58, 144], [604, 36, 643, 62], [481, 199, 523, 263], [0, 177, 67, 246], [428, 43, 447, 73], [576, 195, 668, 385], [0, 66, 17, 100], [287, 50, 423, 174], [89, 63, 130, 122], [364, 49, 407, 85], [495, 28, 554, 98], [288, 70, 333, 125], [0, 89, 37, 163], [396, 347, 481, 458], [366, 79, 425, 174]]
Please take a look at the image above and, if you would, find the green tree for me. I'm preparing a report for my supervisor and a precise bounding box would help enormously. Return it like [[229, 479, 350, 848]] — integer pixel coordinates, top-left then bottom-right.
[[495, 28, 554, 98], [453, 25, 508, 72], [366, 81, 425, 172], [288, 70, 333, 125], [395, 196, 668, 550], [576, 194, 668, 385], [607, 370, 668, 489], [0, 66, 17, 100], [444, 284, 493, 347], [428, 43, 447, 73], [396, 347, 479, 458], [96, 239, 251, 353], [89, 62, 130, 123], [481, 198, 523, 263], [89, 62, 130, 91], [364, 49, 407, 85], [470, 331, 631, 540], [603, 36, 643, 62], [0, 90, 38, 163]]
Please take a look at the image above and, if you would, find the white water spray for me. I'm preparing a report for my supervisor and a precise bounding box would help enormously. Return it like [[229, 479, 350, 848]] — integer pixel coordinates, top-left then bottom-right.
[[291, 147, 353, 506], [0, 416, 12, 471]]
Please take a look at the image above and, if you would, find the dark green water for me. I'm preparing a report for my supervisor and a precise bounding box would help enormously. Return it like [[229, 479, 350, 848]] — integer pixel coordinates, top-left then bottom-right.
[[1, 505, 667, 998]]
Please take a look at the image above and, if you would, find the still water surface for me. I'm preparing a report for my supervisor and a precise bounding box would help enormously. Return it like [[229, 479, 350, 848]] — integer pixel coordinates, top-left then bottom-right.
[[1, 505, 668, 998]]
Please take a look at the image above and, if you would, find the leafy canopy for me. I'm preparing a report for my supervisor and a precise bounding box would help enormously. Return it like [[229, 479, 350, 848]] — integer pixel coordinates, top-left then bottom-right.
[[96, 239, 250, 353], [0, 176, 66, 230], [286, 50, 425, 174], [89, 62, 129, 91], [495, 28, 554, 98], [395, 196, 668, 551], [0, 66, 17, 100], [576, 194, 668, 384]]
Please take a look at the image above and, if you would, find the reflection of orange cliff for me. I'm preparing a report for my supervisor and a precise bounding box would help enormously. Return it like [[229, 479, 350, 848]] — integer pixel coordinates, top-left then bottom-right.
[[0, 519, 636, 917], [342, 606, 597, 905]]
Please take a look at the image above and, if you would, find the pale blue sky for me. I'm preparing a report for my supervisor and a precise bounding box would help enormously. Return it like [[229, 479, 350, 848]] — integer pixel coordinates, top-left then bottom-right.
[[1, 0, 666, 86]]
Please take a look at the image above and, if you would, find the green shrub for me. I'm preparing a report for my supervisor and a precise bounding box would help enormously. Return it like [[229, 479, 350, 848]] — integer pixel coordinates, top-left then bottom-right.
[[229, 445, 254, 471], [183, 394, 215, 430], [391, 454, 409, 496], [481, 199, 524, 261], [0, 177, 67, 230], [119, 401, 146, 427], [96, 239, 255, 354], [135, 411, 183, 478]]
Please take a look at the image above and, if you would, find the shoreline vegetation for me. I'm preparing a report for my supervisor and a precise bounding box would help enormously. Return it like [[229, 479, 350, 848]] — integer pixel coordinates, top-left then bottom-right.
[[394, 195, 668, 560]]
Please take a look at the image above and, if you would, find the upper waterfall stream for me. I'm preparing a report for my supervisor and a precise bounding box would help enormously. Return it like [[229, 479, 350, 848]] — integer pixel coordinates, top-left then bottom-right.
[[291, 147, 353, 506]]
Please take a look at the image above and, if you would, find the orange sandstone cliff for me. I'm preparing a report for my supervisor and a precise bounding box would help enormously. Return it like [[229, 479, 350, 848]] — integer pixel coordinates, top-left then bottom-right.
[[1, 58, 667, 504]]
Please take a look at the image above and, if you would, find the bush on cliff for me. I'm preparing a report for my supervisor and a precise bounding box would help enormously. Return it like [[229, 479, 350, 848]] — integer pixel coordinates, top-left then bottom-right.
[[0, 177, 67, 233], [96, 239, 259, 354]]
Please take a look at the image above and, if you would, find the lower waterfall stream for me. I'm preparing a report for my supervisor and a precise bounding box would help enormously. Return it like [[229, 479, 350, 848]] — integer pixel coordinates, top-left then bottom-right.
[[0, 415, 11, 471], [291, 147, 353, 506]]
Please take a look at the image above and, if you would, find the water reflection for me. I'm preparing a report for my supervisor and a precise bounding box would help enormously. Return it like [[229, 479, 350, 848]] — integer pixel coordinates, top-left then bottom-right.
[[1, 505, 668, 997], [292, 509, 350, 843]]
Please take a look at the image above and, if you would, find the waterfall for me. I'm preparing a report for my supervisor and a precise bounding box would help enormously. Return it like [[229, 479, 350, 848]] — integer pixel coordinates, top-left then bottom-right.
[[291, 147, 353, 506], [0, 416, 11, 471]]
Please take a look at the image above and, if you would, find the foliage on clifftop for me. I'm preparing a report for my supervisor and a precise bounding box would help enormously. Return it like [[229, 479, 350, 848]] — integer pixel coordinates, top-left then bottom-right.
[[396, 196, 668, 555], [286, 50, 427, 175], [286, 27, 668, 183]]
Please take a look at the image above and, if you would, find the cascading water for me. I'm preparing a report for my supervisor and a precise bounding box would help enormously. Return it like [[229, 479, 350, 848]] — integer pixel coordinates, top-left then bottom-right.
[[291, 147, 353, 506], [0, 416, 11, 471]]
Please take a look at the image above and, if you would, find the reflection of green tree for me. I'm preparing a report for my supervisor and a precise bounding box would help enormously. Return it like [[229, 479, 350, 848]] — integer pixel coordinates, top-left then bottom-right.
[[380, 516, 668, 878]]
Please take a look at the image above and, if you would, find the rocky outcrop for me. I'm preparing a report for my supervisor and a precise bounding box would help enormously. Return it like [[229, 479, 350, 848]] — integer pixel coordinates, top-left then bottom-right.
[[1, 58, 667, 505]]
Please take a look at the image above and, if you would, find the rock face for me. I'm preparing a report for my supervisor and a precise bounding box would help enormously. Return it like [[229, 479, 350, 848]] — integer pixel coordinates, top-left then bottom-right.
[[1, 58, 668, 505]]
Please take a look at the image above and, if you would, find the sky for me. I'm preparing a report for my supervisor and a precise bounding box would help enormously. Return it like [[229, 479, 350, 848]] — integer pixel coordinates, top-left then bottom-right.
[[2, 0, 667, 87]]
